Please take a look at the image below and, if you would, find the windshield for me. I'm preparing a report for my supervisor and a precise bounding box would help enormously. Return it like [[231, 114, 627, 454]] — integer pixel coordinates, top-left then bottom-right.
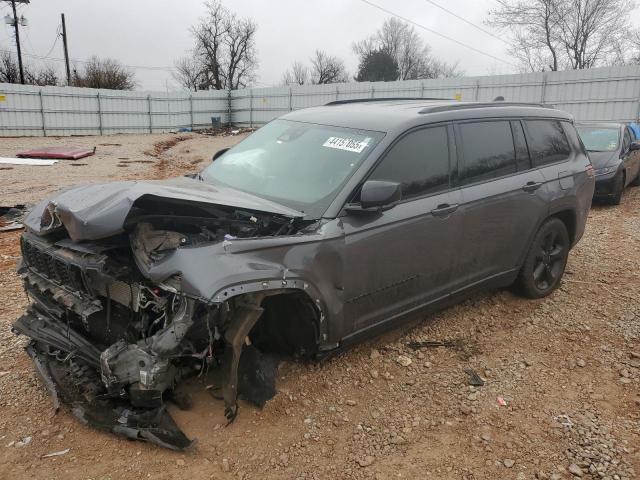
[[201, 119, 384, 217], [577, 127, 620, 152]]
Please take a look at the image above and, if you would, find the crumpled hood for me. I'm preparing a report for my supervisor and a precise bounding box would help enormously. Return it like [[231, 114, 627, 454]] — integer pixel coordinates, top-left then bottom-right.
[[588, 150, 619, 170], [25, 177, 304, 241]]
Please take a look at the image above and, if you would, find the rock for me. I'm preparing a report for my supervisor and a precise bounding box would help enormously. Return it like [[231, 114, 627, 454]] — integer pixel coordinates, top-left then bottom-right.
[[370, 349, 381, 360], [480, 433, 491, 442], [357, 455, 375, 467], [568, 463, 583, 477], [619, 377, 632, 384], [619, 369, 630, 378], [536, 471, 549, 479], [222, 458, 231, 472], [176, 459, 185, 467], [576, 359, 586, 367], [369, 369, 379, 379], [345, 400, 357, 406], [550, 474, 562, 480], [390, 436, 406, 445], [460, 404, 472, 415], [503, 459, 515, 468], [630, 351, 640, 359], [396, 355, 412, 367]]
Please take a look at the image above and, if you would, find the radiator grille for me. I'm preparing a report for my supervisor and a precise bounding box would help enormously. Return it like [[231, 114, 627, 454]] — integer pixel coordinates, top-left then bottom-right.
[[21, 238, 87, 294]]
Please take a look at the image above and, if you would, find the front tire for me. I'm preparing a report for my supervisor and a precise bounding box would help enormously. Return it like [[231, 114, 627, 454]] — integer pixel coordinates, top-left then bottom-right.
[[516, 218, 570, 299]]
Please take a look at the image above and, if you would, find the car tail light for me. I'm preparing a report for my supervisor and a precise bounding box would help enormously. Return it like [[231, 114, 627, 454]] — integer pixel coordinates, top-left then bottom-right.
[[586, 164, 594, 177]]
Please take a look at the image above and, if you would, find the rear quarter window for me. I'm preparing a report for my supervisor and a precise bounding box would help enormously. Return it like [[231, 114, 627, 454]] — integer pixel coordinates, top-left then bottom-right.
[[524, 120, 571, 167]]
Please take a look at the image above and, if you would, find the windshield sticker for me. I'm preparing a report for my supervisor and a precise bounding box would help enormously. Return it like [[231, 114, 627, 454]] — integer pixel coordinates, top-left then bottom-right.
[[322, 136, 371, 153], [608, 141, 617, 149]]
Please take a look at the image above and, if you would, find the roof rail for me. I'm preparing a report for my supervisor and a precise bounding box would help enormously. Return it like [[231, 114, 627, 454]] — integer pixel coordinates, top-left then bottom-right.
[[419, 102, 549, 114], [325, 97, 452, 106]]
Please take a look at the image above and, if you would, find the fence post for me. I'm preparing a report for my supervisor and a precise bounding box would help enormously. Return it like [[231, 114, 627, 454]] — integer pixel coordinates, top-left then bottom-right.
[[420, 81, 425, 98], [540, 72, 548, 105], [227, 88, 232, 126], [249, 90, 253, 128], [147, 94, 153, 133], [289, 87, 293, 111], [97, 92, 103, 135], [189, 94, 194, 129], [371, 84, 375, 98], [474, 79, 480, 101], [39, 90, 46, 137], [335, 86, 339, 102]]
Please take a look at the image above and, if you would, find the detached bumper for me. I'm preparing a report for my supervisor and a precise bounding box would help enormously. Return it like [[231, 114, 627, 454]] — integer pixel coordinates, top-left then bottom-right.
[[14, 308, 195, 451]]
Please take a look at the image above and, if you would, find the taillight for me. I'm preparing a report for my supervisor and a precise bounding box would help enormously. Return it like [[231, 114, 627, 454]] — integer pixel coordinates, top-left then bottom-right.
[[586, 164, 594, 177]]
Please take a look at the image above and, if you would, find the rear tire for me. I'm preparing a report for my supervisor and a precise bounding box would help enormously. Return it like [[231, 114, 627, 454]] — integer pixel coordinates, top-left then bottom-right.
[[631, 170, 640, 187], [516, 218, 570, 299], [610, 172, 625, 205]]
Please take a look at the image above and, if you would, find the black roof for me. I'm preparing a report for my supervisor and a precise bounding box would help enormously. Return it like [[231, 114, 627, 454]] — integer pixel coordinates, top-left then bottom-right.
[[281, 98, 572, 133]]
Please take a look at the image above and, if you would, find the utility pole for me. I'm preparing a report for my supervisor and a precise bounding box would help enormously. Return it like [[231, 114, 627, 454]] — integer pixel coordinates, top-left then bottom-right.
[[7, 0, 27, 84], [60, 13, 71, 86]]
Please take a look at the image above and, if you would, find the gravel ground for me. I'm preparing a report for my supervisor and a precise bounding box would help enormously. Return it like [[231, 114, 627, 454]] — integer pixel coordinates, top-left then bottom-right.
[[0, 133, 638, 480]]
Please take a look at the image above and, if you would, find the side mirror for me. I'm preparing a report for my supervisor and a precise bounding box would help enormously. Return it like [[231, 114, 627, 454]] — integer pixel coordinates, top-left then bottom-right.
[[630, 141, 640, 151], [212, 147, 230, 161], [347, 180, 402, 213]]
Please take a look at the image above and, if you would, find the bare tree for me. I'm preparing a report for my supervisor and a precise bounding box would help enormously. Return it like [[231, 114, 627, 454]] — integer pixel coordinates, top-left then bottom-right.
[[353, 18, 461, 80], [73, 56, 136, 90], [487, 0, 635, 71], [281, 61, 309, 85], [173, 56, 203, 91], [310, 50, 348, 84], [0, 51, 20, 83], [175, 0, 258, 91], [0, 52, 60, 86]]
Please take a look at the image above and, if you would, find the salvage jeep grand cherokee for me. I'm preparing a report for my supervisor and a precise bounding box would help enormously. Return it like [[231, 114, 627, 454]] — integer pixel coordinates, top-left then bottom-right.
[[13, 99, 594, 449]]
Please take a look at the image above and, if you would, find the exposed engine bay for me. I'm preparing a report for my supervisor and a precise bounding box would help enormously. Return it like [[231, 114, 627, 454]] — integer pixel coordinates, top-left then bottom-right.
[[12, 185, 321, 450]]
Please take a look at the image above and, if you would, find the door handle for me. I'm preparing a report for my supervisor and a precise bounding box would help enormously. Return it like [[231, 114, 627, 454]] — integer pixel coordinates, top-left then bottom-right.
[[522, 181, 542, 192], [431, 203, 458, 217]]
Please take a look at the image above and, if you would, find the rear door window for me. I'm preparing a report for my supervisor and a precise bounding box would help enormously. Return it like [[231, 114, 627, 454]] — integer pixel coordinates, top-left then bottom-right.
[[369, 126, 449, 199], [524, 120, 571, 167], [457, 120, 516, 185]]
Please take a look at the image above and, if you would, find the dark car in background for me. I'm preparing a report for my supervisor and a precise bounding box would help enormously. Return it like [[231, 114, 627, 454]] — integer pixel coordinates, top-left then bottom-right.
[[13, 99, 594, 449], [577, 122, 640, 204]]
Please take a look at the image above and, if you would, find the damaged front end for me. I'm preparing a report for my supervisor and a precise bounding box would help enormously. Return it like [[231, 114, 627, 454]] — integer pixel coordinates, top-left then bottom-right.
[[12, 180, 323, 450]]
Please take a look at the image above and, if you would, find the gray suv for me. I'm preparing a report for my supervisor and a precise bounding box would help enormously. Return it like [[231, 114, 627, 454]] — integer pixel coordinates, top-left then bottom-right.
[[13, 99, 594, 449]]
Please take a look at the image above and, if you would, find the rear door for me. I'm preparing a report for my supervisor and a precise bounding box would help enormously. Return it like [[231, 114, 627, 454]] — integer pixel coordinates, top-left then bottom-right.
[[342, 124, 463, 334], [450, 119, 548, 290]]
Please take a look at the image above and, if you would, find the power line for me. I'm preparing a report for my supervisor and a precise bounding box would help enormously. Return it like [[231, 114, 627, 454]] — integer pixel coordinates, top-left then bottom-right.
[[423, 0, 509, 45], [0, 46, 176, 72], [357, 0, 515, 67]]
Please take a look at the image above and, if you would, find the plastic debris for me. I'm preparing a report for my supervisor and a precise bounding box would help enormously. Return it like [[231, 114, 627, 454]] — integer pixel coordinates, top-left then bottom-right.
[[16, 146, 95, 160], [42, 448, 70, 458], [464, 367, 485, 386], [496, 396, 507, 406], [0, 158, 58, 166]]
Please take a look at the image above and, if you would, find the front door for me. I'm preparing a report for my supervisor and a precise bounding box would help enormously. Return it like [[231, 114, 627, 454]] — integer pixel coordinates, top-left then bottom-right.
[[341, 124, 463, 335]]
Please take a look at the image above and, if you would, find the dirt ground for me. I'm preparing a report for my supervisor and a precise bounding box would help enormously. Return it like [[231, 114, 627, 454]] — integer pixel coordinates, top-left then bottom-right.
[[0, 133, 638, 480]]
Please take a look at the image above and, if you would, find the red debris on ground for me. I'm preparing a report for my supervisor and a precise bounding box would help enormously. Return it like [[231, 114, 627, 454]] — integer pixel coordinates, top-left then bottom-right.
[[16, 146, 96, 160]]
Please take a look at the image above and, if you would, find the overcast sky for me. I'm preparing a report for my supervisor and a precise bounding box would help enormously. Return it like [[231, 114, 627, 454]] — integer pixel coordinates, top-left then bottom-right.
[[0, 0, 541, 90]]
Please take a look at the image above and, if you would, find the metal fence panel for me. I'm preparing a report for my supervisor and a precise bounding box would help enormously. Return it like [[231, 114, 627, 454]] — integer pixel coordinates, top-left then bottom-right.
[[2, 65, 640, 136]]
